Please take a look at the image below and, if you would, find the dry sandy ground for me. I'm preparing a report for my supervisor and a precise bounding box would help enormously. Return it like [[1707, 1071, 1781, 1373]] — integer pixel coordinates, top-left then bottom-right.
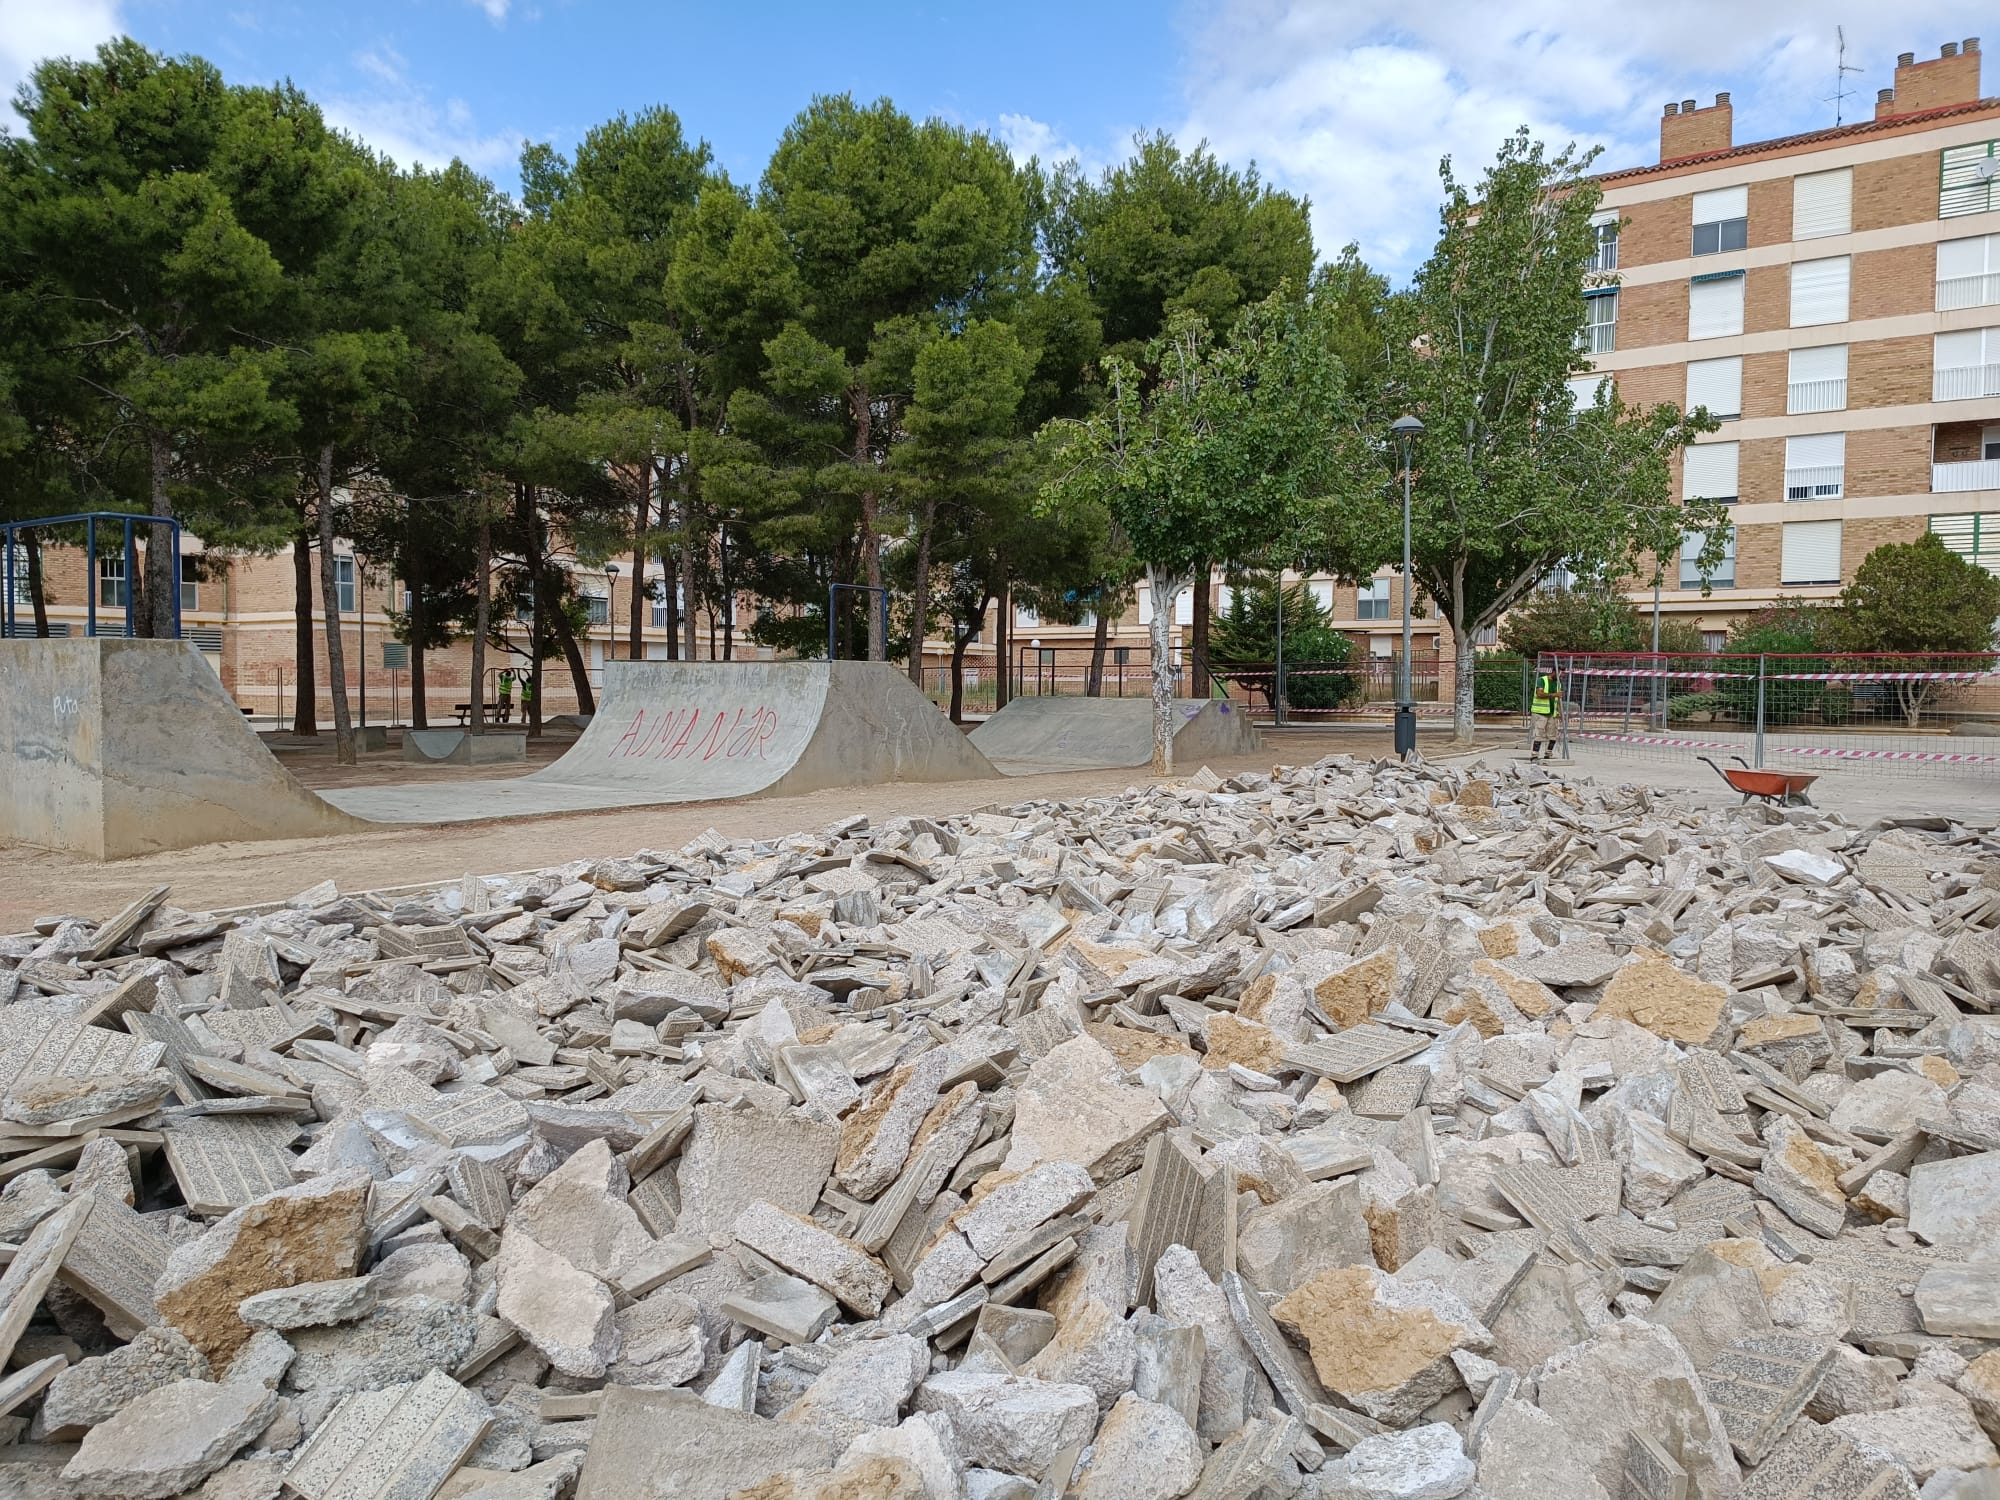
[[6, 725, 1523, 931]]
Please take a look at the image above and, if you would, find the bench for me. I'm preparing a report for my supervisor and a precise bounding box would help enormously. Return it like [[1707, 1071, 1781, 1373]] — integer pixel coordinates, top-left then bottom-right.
[[452, 702, 515, 725]]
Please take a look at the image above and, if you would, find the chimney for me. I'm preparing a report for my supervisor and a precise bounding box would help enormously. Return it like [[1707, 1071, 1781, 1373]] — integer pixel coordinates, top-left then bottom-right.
[[1886, 39, 1983, 116], [1875, 87, 1898, 119], [1660, 93, 1733, 162]]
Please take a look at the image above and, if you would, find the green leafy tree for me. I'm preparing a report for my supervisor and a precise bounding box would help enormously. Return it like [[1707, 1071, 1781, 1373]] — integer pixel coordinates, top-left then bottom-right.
[[1835, 533, 2000, 725], [1381, 130, 1720, 742], [1041, 293, 1371, 772], [751, 97, 1034, 662]]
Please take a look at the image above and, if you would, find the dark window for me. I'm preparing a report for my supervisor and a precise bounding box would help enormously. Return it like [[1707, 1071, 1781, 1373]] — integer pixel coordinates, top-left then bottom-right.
[[1693, 217, 1748, 256]]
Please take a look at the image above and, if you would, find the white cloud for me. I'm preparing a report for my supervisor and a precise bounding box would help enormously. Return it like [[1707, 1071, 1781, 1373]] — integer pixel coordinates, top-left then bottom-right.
[[472, 0, 511, 21], [1176, 0, 1995, 278], [0, 0, 123, 125], [322, 45, 523, 176]]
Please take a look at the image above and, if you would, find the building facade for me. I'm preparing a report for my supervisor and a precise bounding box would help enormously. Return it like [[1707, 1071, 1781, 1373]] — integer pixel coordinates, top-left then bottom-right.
[[1583, 39, 2000, 641]]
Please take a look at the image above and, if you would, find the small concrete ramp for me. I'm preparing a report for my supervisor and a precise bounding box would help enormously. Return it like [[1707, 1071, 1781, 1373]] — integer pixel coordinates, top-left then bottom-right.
[[969, 695, 1261, 775], [1, 638, 366, 859], [402, 729, 526, 765]]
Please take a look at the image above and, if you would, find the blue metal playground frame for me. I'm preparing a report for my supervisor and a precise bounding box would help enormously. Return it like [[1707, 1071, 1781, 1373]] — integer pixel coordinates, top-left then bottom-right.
[[1, 512, 184, 640]]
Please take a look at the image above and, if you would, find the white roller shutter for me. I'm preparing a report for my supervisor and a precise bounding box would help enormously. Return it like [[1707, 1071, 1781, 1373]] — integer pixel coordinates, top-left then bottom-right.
[[1567, 373, 1610, 409], [1174, 588, 1193, 625], [1787, 344, 1846, 383], [1685, 356, 1742, 418], [1790, 256, 1850, 326], [1784, 432, 1846, 499], [1780, 520, 1843, 584], [1682, 442, 1739, 502], [1689, 275, 1745, 339], [1938, 235, 1996, 280], [1935, 328, 2000, 399], [1792, 169, 1851, 239], [1692, 185, 1748, 224]]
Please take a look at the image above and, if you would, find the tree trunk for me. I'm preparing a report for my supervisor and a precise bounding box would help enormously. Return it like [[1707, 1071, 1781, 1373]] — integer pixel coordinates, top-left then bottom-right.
[[314, 444, 356, 765], [520, 483, 544, 739], [544, 566, 597, 716], [1451, 586, 1477, 746], [408, 547, 428, 731], [291, 519, 317, 734], [949, 634, 969, 723], [145, 432, 177, 639], [25, 530, 49, 639], [851, 385, 884, 662], [1146, 564, 1190, 776], [907, 498, 936, 686], [659, 544, 681, 659], [994, 581, 1010, 710], [629, 464, 649, 662], [679, 468, 698, 662], [1190, 563, 1211, 699], [470, 510, 490, 733], [1087, 596, 1110, 697]]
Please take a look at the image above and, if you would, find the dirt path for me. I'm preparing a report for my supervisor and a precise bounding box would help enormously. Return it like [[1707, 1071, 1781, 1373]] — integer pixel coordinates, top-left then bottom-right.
[[8, 725, 1515, 930]]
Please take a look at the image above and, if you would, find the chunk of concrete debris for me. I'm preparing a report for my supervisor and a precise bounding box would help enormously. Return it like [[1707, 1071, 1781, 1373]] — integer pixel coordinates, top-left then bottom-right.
[[733, 1199, 892, 1317], [494, 1230, 619, 1379], [237, 1276, 376, 1332], [1318, 1422, 1475, 1500], [1073, 1393, 1203, 1500], [155, 1169, 371, 1364], [1004, 1034, 1171, 1184], [284, 1370, 492, 1500], [61, 1377, 276, 1500], [575, 1385, 837, 1499], [913, 1371, 1099, 1481], [40, 1325, 210, 1437], [1273, 1265, 1488, 1425]]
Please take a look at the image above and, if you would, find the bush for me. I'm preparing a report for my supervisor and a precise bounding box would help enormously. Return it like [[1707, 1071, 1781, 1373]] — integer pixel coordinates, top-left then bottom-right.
[[1667, 690, 1727, 723], [1718, 602, 1839, 725], [1473, 651, 1532, 713], [1498, 580, 1647, 657]]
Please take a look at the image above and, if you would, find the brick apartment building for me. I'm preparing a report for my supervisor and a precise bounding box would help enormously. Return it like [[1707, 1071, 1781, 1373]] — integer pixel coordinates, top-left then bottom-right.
[[1583, 38, 2000, 643]]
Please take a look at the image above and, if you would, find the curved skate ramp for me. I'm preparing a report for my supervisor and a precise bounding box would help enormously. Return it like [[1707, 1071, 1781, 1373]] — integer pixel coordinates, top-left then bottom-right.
[[1, 638, 367, 859], [1, 644, 1000, 856], [969, 694, 1261, 774], [326, 659, 999, 824]]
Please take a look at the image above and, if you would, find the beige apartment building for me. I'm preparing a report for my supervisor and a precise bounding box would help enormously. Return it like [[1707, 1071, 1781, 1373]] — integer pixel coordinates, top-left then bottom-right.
[[1583, 38, 2000, 642]]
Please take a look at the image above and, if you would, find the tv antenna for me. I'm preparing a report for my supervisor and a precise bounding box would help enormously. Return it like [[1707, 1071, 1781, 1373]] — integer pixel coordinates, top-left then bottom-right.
[[1828, 26, 1864, 124]]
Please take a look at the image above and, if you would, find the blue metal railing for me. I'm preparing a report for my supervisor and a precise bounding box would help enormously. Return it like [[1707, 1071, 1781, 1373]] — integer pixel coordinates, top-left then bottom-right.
[[1, 512, 183, 640]]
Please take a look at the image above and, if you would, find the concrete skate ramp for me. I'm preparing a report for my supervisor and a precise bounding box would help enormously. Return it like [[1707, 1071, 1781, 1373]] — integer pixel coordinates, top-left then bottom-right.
[[402, 728, 526, 765], [969, 695, 1261, 774], [1, 645, 999, 857], [0, 638, 367, 859], [323, 659, 999, 824]]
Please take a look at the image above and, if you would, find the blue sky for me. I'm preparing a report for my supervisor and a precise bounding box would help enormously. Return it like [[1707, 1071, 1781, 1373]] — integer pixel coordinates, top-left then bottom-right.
[[3, 0, 1996, 278]]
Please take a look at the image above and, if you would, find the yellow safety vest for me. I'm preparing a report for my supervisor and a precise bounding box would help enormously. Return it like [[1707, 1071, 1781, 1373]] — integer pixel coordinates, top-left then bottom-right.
[[1532, 674, 1558, 716]]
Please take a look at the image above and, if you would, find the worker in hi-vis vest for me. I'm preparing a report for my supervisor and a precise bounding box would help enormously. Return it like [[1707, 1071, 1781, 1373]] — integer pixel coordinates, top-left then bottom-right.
[[1530, 668, 1561, 761]]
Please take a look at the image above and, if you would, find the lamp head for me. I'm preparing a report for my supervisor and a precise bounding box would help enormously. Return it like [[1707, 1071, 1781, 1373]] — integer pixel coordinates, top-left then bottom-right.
[[1389, 414, 1425, 439]]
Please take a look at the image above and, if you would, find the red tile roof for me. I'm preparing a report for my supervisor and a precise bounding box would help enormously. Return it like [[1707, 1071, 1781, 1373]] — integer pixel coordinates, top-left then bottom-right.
[[1597, 97, 2000, 185]]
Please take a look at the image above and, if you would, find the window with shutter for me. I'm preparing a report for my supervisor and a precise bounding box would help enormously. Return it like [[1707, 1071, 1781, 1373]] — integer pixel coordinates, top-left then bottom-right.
[[1689, 274, 1744, 339], [1936, 234, 2000, 310], [1789, 257, 1850, 326], [1786, 344, 1847, 414], [1934, 327, 2000, 400], [1780, 520, 1843, 584], [1685, 357, 1742, 418], [1683, 442, 1739, 503], [1941, 142, 2000, 219], [1680, 528, 1736, 589], [1930, 513, 2000, 575], [1566, 373, 1610, 412], [1792, 169, 1852, 239], [1691, 185, 1748, 255], [1784, 432, 1845, 500]]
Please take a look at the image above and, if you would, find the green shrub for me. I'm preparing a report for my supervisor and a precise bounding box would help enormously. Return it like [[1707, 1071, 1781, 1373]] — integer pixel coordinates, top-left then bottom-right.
[[1473, 652, 1531, 713], [1667, 690, 1726, 722]]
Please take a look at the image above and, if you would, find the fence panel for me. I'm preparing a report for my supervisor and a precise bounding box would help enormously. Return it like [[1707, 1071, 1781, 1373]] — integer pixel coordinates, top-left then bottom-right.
[[1545, 651, 2000, 780]]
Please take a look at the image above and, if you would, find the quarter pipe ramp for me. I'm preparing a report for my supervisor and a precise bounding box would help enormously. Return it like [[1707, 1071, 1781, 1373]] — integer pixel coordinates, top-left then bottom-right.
[[968, 695, 1261, 774], [1, 642, 999, 857]]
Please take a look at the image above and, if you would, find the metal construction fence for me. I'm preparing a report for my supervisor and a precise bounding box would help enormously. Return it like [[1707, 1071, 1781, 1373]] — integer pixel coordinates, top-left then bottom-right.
[[992, 643, 1538, 725], [1538, 651, 2000, 780]]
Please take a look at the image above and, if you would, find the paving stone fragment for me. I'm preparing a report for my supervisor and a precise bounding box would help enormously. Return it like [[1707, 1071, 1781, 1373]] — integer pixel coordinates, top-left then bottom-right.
[[494, 1230, 619, 1379], [1697, 1331, 1836, 1465], [1272, 1265, 1486, 1425], [575, 1385, 838, 1500], [1318, 1421, 1474, 1500], [284, 1370, 492, 1500], [60, 1377, 276, 1500]]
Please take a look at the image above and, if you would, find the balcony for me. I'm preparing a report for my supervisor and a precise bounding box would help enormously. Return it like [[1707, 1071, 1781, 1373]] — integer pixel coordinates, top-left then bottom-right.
[[1784, 464, 1845, 500], [1935, 458, 2000, 492], [1786, 377, 1846, 414], [1582, 323, 1616, 355], [1585, 243, 1619, 274], [1934, 363, 2000, 401], [1938, 273, 2000, 312]]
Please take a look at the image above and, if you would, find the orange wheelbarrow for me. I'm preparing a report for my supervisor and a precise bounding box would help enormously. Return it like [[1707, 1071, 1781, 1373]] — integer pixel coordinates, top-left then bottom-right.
[[1698, 756, 1818, 807]]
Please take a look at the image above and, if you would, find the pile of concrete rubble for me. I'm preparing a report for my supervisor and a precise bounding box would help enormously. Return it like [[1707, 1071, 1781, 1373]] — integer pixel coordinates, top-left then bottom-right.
[[1, 755, 1999, 1500]]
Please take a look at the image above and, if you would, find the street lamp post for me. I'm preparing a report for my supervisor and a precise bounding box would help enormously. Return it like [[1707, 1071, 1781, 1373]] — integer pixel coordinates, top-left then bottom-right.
[[605, 563, 620, 662], [1389, 413, 1425, 758]]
